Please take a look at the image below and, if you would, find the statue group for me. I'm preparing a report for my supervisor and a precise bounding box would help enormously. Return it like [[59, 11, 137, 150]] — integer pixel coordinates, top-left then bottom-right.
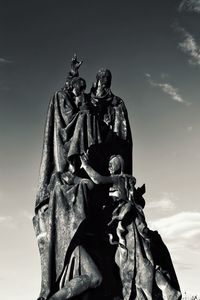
[[33, 55, 182, 300]]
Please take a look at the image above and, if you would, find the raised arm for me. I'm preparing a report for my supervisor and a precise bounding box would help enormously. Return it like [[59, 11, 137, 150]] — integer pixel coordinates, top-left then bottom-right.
[[69, 53, 83, 77], [80, 155, 115, 185]]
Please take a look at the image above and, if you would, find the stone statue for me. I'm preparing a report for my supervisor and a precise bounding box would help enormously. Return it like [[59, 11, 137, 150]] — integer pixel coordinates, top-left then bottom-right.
[[33, 55, 182, 300]]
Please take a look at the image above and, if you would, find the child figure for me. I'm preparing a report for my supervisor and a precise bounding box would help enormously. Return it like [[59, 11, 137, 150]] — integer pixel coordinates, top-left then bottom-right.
[[71, 76, 90, 111], [80, 154, 146, 249]]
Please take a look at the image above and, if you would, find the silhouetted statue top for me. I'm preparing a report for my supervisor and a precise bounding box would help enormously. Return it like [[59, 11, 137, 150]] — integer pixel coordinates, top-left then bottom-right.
[[35, 56, 101, 211], [35, 60, 132, 211], [89, 68, 132, 175], [34, 56, 133, 300]]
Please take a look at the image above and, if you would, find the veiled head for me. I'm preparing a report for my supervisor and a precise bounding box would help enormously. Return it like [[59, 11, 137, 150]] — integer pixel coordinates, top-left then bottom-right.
[[96, 68, 112, 89], [71, 77, 86, 96]]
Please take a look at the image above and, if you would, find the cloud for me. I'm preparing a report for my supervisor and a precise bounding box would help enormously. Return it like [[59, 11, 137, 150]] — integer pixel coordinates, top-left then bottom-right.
[[0, 216, 13, 223], [145, 73, 151, 78], [160, 73, 170, 80], [187, 126, 193, 132], [0, 211, 33, 229], [145, 73, 190, 105], [0, 57, 12, 64], [176, 26, 200, 66], [148, 211, 200, 284], [0, 216, 15, 228], [179, 0, 200, 13], [150, 212, 200, 249], [146, 192, 176, 211], [20, 210, 33, 221], [173, 262, 193, 271]]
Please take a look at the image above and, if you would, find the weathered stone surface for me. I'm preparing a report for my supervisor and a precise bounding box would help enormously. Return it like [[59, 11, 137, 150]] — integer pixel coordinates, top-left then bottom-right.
[[34, 56, 182, 300]]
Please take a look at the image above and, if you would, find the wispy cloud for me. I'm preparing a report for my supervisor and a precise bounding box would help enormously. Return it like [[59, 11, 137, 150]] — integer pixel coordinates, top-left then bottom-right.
[[179, 0, 200, 13], [150, 212, 200, 248], [176, 25, 200, 66], [145, 73, 190, 105], [0, 216, 12, 223], [0, 57, 12, 65], [160, 73, 170, 80], [148, 211, 200, 280], [0, 211, 33, 229], [146, 192, 176, 211], [173, 262, 193, 271], [187, 126, 193, 132], [0, 216, 15, 228], [20, 210, 33, 221]]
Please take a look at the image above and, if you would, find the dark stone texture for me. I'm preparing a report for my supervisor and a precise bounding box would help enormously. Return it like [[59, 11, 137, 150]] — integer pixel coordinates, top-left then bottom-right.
[[34, 56, 182, 300]]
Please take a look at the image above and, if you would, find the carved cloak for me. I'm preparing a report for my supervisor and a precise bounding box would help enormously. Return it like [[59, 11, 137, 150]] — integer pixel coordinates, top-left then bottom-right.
[[33, 174, 93, 299], [35, 90, 102, 211]]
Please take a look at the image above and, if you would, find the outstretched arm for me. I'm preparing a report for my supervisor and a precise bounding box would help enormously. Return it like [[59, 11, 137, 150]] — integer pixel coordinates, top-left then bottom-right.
[[80, 155, 115, 185]]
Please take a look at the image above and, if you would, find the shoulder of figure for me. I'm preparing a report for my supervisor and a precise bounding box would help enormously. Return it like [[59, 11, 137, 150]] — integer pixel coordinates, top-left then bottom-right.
[[111, 94, 124, 106], [54, 90, 75, 107], [55, 90, 67, 99], [51, 90, 66, 105]]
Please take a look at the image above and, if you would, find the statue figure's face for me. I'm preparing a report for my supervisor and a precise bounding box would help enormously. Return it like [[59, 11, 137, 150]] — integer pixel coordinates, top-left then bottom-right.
[[72, 78, 86, 97], [108, 157, 121, 175], [72, 84, 82, 96], [97, 75, 109, 89], [96, 69, 112, 90]]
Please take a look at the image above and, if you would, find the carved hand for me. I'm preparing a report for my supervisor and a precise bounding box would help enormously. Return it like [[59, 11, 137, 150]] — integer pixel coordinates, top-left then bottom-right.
[[70, 53, 83, 76], [80, 152, 89, 168]]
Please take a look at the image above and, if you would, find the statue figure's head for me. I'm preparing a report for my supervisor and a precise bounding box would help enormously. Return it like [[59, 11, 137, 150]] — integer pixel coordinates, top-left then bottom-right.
[[108, 155, 125, 175], [71, 77, 86, 96], [96, 68, 112, 89]]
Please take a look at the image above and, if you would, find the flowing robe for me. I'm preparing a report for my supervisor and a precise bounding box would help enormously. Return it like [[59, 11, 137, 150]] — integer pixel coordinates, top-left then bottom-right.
[[107, 175, 182, 300], [33, 173, 94, 299], [89, 90, 133, 175], [34, 89, 103, 299], [35, 90, 102, 211]]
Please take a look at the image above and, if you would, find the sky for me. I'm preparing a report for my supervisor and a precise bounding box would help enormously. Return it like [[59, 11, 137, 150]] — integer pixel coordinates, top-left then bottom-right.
[[0, 0, 200, 299]]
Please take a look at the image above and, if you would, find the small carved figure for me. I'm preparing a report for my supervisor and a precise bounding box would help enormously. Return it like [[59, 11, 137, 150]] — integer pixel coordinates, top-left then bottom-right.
[[71, 77, 89, 110], [65, 54, 83, 89], [81, 153, 137, 248]]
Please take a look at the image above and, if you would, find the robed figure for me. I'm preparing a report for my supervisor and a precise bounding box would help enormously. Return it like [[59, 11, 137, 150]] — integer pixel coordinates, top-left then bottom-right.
[[33, 55, 133, 300]]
